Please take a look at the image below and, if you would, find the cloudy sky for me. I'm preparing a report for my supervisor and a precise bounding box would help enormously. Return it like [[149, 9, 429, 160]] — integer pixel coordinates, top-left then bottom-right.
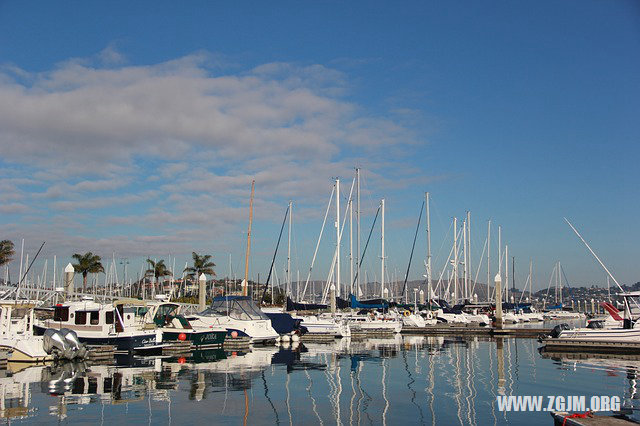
[[1, 1, 638, 290]]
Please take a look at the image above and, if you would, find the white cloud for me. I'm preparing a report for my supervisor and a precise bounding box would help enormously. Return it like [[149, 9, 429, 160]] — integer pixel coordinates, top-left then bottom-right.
[[0, 50, 431, 262]]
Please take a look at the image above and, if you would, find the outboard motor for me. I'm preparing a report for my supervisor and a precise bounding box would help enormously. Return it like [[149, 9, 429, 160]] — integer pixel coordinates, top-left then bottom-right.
[[43, 329, 69, 357], [59, 328, 88, 360], [43, 328, 87, 360], [587, 320, 604, 329], [549, 323, 571, 338]]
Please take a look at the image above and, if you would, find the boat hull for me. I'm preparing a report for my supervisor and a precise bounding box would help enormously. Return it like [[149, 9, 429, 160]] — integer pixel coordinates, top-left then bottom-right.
[[34, 324, 160, 354], [162, 329, 226, 348]]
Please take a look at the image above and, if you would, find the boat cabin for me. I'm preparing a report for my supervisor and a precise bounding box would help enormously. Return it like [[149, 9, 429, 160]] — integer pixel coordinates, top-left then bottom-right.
[[45, 299, 147, 334], [200, 296, 270, 321]]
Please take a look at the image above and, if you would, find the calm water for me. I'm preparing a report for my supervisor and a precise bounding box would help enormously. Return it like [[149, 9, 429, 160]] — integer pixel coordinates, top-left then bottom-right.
[[2, 335, 638, 425]]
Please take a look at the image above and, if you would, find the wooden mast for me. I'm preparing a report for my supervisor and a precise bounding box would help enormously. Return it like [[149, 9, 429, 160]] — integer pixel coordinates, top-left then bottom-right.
[[243, 180, 255, 297]]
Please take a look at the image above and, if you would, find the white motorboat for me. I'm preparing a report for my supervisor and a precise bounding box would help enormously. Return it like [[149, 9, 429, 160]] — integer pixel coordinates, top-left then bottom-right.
[[292, 314, 350, 337], [187, 296, 279, 344], [544, 292, 640, 344], [462, 312, 492, 326], [35, 299, 163, 354], [0, 302, 51, 363], [435, 309, 469, 324], [337, 312, 402, 333]]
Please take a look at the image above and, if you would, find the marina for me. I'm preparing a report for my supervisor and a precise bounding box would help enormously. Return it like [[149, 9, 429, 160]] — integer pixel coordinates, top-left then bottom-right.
[[1, 1, 637, 424]]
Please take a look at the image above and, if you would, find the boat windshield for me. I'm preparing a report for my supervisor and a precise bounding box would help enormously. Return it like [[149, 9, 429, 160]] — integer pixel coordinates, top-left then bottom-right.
[[201, 297, 269, 321]]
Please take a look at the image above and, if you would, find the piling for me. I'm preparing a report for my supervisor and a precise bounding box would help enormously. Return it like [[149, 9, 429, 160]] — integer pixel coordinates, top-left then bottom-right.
[[330, 284, 336, 315], [198, 273, 206, 311], [64, 263, 74, 299], [494, 274, 503, 328]]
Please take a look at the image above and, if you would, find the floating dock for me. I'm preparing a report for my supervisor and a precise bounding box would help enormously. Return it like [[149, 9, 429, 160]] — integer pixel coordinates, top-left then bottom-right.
[[85, 345, 116, 362], [551, 411, 637, 425], [401, 325, 551, 338], [223, 336, 251, 350], [162, 340, 192, 356], [300, 333, 337, 343], [541, 338, 640, 354]]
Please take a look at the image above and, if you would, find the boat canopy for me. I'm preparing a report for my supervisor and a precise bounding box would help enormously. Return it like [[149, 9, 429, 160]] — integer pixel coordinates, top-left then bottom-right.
[[349, 294, 388, 309], [202, 296, 269, 320]]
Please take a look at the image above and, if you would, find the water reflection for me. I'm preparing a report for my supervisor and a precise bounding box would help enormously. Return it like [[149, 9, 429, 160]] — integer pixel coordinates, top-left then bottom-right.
[[0, 336, 637, 425]]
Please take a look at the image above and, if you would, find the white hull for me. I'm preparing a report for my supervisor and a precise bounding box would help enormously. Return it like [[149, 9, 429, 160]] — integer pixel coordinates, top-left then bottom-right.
[[0, 337, 51, 363], [437, 313, 468, 324], [557, 327, 640, 342], [189, 315, 279, 343], [296, 316, 347, 337]]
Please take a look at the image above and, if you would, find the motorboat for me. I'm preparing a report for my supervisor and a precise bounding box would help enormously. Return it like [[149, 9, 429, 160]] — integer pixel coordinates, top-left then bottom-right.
[[187, 296, 279, 344], [0, 301, 86, 363], [0, 302, 51, 363], [291, 313, 351, 337], [35, 299, 163, 354], [144, 302, 227, 348], [542, 292, 640, 344], [336, 311, 402, 334]]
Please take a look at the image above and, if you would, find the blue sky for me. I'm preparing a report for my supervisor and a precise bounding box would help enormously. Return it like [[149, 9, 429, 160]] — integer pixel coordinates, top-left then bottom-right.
[[0, 1, 638, 291]]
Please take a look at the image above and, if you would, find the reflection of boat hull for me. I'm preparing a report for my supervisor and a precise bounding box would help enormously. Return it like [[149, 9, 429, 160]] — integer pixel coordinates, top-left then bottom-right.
[[162, 329, 226, 348]]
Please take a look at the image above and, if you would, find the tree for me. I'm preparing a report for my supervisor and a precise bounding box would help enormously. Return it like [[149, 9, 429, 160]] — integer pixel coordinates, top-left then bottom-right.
[[184, 252, 216, 281], [72, 252, 105, 293], [146, 259, 172, 294], [0, 240, 15, 267]]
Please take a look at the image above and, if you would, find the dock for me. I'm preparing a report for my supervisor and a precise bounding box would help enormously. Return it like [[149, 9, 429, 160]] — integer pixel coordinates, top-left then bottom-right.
[[300, 333, 337, 343], [541, 338, 640, 354], [85, 345, 116, 362], [223, 336, 251, 350], [551, 411, 637, 425], [401, 325, 551, 338], [162, 340, 193, 356]]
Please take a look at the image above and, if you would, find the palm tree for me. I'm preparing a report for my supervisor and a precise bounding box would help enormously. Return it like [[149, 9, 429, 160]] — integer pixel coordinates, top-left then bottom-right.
[[72, 252, 105, 293], [184, 252, 216, 281], [146, 259, 172, 294], [0, 240, 15, 267]]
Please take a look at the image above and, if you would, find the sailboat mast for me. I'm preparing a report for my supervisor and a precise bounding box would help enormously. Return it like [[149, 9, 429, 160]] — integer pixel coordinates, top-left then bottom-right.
[[453, 217, 458, 303], [487, 220, 491, 302], [336, 178, 341, 298], [356, 168, 361, 296], [381, 198, 385, 298], [243, 180, 255, 296], [426, 192, 432, 302], [287, 200, 292, 297], [467, 211, 471, 301], [349, 196, 353, 296], [529, 259, 533, 301], [463, 218, 468, 301], [505, 245, 509, 303], [512, 256, 516, 293], [498, 225, 502, 301]]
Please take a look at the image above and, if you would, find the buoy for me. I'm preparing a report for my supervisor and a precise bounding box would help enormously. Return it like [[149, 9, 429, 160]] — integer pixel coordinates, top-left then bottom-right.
[[281, 334, 291, 342], [178, 357, 186, 364], [291, 334, 300, 342], [231, 351, 237, 357], [178, 333, 187, 341], [231, 331, 239, 339]]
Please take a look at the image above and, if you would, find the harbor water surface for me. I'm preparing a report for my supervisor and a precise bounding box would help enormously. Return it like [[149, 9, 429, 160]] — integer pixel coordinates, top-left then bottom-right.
[[3, 335, 638, 425]]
